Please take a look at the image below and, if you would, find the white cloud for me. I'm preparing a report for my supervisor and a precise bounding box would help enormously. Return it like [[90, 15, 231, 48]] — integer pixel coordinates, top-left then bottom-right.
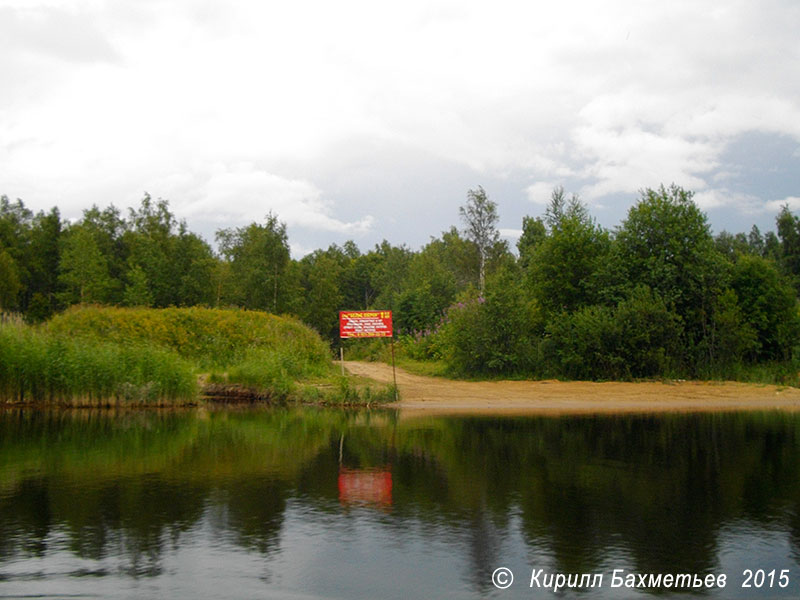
[[2, 0, 800, 246], [765, 196, 800, 213], [694, 189, 762, 213], [499, 228, 522, 240], [525, 182, 558, 206], [162, 163, 374, 234]]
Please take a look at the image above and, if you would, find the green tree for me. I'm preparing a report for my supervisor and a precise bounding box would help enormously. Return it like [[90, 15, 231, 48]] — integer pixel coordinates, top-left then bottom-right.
[[173, 227, 215, 306], [437, 227, 481, 290], [58, 226, 112, 304], [81, 204, 128, 302], [123, 265, 154, 307], [730, 254, 800, 361], [715, 230, 751, 261], [299, 252, 343, 339], [459, 186, 500, 293], [776, 205, 800, 291], [527, 188, 610, 315], [702, 288, 758, 373], [371, 240, 413, 309], [26, 207, 63, 317], [438, 265, 535, 375], [616, 184, 724, 363], [217, 213, 291, 312], [0, 248, 21, 310], [343, 247, 380, 310], [0, 197, 63, 317], [544, 286, 682, 380], [124, 194, 192, 307], [517, 215, 546, 270]]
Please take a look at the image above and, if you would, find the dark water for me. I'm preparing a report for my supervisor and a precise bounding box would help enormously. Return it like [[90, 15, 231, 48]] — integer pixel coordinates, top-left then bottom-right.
[[1, 408, 800, 599]]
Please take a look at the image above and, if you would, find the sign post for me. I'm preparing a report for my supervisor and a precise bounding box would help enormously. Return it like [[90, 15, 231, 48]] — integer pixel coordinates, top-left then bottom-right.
[[339, 310, 397, 400]]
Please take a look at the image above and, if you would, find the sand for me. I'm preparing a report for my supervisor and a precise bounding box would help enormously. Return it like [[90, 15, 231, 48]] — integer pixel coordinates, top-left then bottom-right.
[[343, 360, 800, 416]]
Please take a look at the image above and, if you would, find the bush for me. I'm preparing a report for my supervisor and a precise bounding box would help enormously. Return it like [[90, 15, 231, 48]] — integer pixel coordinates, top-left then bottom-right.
[[544, 305, 626, 380], [436, 267, 537, 376], [544, 287, 682, 380]]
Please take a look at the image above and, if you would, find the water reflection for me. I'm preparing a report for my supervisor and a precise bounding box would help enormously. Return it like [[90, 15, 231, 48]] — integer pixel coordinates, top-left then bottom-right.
[[1, 408, 799, 598]]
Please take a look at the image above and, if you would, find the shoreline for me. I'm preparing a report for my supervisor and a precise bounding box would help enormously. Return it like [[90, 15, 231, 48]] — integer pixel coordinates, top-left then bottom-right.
[[343, 361, 800, 416]]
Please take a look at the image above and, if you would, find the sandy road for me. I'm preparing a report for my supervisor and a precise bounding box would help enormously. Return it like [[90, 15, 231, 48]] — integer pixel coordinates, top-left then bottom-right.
[[343, 360, 800, 415]]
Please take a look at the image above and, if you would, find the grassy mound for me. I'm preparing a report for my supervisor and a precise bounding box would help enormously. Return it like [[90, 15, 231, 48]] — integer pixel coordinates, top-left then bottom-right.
[[46, 305, 331, 369], [3, 305, 395, 406]]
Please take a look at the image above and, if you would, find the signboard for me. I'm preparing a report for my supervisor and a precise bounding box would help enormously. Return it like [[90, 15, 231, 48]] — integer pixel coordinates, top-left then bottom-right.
[[339, 310, 393, 339]]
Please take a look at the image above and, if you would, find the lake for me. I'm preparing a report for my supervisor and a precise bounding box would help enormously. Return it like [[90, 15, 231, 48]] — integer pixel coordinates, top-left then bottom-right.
[[1, 408, 799, 598]]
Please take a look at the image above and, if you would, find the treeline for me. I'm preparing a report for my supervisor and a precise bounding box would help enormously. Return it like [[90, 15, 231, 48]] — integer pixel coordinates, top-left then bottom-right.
[[2, 184, 800, 381]]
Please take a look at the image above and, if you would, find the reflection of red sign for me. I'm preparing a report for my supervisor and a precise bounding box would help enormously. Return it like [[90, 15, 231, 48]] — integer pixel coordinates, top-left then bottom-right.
[[338, 468, 392, 506], [339, 310, 393, 339]]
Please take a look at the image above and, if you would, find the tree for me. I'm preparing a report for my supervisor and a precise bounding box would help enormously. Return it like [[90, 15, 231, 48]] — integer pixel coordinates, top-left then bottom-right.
[[527, 188, 610, 315], [371, 240, 413, 309], [26, 207, 63, 317], [438, 266, 535, 375], [459, 186, 500, 294], [730, 254, 800, 361], [299, 251, 343, 339], [776, 205, 800, 291], [124, 194, 195, 307], [123, 265, 154, 307], [173, 227, 215, 306], [517, 216, 546, 270], [616, 184, 730, 374], [58, 226, 112, 304], [216, 213, 291, 312], [0, 248, 21, 310], [0, 197, 63, 317], [616, 184, 721, 332], [81, 204, 129, 303]]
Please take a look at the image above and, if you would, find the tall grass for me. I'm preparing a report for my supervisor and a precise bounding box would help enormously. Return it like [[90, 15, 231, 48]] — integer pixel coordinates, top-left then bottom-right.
[[46, 305, 331, 369], [0, 321, 197, 405]]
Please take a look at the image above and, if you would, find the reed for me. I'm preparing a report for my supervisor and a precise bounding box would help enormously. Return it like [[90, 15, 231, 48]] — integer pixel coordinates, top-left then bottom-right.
[[0, 321, 197, 405]]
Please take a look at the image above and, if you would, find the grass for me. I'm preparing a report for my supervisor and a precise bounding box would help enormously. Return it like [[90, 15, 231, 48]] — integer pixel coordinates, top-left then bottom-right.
[[2, 306, 397, 406], [0, 321, 197, 405], [394, 356, 449, 378], [46, 305, 330, 369]]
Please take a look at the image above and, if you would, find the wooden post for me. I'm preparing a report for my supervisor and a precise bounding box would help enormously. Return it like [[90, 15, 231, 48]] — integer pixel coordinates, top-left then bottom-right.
[[391, 338, 398, 401], [340, 346, 345, 376]]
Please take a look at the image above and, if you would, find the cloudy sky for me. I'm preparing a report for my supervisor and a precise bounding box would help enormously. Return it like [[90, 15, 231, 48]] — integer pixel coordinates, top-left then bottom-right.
[[2, 0, 799, 256]]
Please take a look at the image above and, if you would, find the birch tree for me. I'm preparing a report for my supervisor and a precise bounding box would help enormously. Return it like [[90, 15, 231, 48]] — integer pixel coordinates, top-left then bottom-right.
[[459, 186, 499, 294]]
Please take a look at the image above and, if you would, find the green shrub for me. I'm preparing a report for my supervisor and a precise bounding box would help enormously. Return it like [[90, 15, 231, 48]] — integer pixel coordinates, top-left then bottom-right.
[[435, 267, 537, 376], [543, 288, 683, 380]]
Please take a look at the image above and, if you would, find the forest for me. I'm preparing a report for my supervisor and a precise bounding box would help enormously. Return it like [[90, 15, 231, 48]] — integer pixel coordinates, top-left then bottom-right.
[[2, 184, 800, 383]]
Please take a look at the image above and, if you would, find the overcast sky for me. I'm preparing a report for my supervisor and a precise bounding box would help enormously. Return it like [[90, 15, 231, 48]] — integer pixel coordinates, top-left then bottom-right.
[[2, 0, 799, 256]]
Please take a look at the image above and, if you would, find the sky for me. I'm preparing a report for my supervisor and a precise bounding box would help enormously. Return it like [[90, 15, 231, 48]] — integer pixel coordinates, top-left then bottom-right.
[[2, 0, 799, 257]]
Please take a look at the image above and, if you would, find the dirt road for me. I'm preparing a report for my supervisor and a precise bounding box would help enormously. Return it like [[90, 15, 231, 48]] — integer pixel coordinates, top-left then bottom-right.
[[343, 361, 800, 415]]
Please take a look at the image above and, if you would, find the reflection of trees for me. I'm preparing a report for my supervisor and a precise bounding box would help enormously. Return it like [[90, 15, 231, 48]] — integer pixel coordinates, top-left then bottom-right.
[[0, 475, 209, 576], [0, 477, 52, 559], [386, 414, 800, 580], [2, 409, 800, 589], [212, 478, 287, 555]]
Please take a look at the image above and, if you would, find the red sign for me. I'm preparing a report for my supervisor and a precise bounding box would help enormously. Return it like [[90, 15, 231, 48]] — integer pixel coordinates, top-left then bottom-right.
[[339, 310, 393, 338]]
